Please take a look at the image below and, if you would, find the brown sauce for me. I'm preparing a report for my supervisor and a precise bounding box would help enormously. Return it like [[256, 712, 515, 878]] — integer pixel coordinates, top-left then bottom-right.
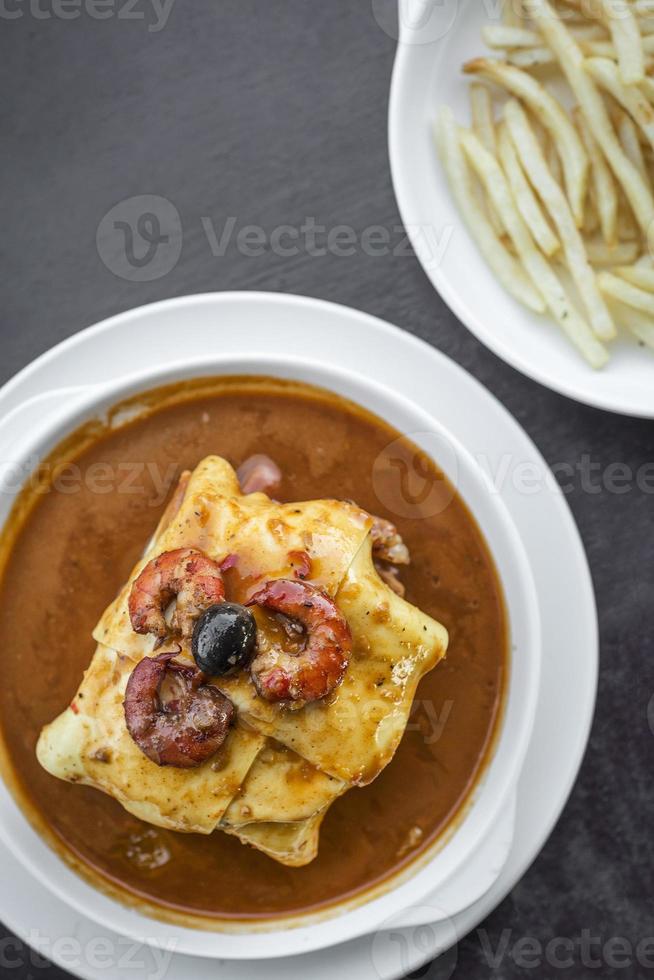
[[0, 377, 507, 921]]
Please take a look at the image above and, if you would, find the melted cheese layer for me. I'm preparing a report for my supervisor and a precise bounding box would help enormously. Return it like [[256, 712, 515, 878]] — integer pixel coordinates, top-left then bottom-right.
[[37, 456, 448, 866]]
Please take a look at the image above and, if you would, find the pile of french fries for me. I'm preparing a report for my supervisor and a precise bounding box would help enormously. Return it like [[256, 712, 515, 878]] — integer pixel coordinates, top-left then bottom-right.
[[436, 0, 654, 368]]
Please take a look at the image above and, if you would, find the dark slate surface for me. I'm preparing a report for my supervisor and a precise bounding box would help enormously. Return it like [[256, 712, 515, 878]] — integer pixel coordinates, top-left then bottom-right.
[[1, 1, 652, 978]]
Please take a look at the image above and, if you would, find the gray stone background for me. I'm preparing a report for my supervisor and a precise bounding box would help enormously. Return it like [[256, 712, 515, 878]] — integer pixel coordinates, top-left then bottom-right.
[[0, 0, 652, 977]]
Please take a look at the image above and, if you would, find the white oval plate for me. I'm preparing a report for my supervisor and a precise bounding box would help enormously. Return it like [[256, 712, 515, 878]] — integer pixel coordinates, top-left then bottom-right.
[[0, 293, 598, 979], [388, 0, 654, 418]]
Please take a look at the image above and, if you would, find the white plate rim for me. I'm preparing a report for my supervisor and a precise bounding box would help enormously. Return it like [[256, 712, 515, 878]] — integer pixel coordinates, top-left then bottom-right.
[[0, 291, 599, 980]]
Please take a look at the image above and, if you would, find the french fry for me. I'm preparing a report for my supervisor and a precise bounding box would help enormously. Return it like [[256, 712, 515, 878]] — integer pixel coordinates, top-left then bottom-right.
[[611, 300, 654, 348], [482, 25, 542, 48], [597, 270, 654, 313], [584, 240, 640, 264], [459, 126, 608, 366], [508, 47, 556, 66], [617, 111, 649, 181], [558, 0, 645, 82], [636, 252, 654, 267], [470, 83, 498, 156], [470, 84, 504, 234], [601, 0, 646, 82], [526, 0, 654, 239], [505, 98, 616, 340], [570, 23, 609, 42], [546, 133, 565, 186], [579, 39, 618, 57], [435, 107, 546, 313], [498, 121, 561, 256], [464, 58, 589, 226], [585, 57, 654, 153], [614, 265, 654, 290], [573, 107, 618, 245]]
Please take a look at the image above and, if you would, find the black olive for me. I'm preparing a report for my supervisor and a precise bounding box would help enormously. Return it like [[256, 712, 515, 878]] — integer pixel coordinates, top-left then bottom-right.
[[192, 603, 257, 676]]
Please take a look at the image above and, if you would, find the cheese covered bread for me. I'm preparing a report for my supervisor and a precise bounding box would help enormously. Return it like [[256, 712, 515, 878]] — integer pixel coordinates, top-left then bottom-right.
[[37, 455, 448, 866]]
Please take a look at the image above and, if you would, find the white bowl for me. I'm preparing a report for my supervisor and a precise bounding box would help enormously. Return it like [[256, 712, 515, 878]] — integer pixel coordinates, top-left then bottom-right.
[[389, 0, 654, 418], [0, 332, 541, 959]]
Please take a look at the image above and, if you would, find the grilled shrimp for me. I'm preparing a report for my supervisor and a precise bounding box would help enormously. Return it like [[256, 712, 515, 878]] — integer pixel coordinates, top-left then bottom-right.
[[369, 515, 410, 595], [128, 548, 225, 641], [124, 652, 234, 768], [247, 579, 351, 703], [369, 515, 410, 565]]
